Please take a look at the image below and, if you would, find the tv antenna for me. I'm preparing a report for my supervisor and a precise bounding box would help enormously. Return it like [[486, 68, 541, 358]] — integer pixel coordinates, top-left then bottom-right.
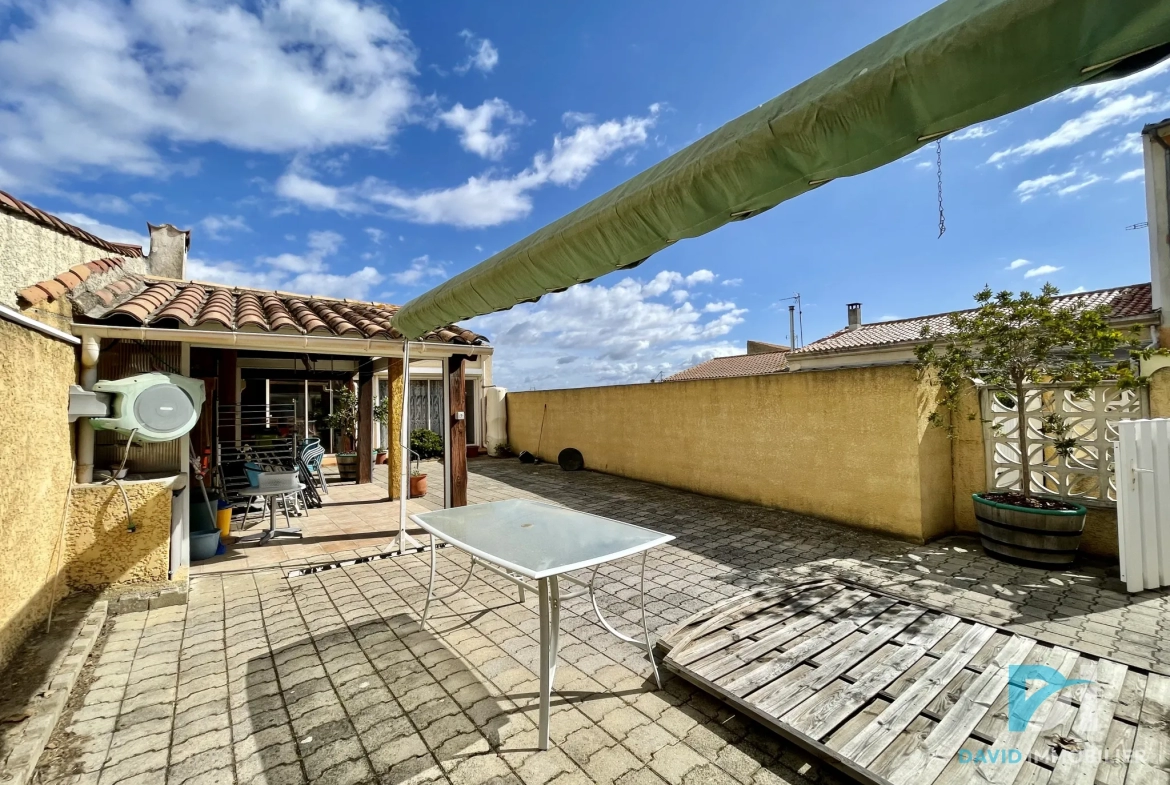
[[1126, 221, 1148, 230], [777, 294, 804, 349]]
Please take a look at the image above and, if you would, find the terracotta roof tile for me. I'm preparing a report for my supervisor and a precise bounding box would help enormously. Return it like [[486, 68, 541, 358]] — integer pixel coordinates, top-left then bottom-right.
[[0, 190, 143, 257], [16, 257, 128, 306], [83, 278, 487, 346], [793, 283, 1156, 357], [664, 351, 789, 382]]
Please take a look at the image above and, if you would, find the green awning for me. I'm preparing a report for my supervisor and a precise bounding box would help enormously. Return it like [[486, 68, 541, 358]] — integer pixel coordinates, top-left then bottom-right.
[[392, 0, 1170, 340]]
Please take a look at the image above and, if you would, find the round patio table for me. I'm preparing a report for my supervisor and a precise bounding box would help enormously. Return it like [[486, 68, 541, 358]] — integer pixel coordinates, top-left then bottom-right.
[[237, 484, 305, 545]]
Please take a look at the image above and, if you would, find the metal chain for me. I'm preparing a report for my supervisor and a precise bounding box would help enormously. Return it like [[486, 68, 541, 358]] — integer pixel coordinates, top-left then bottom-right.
[[936, 139, 946, 238]]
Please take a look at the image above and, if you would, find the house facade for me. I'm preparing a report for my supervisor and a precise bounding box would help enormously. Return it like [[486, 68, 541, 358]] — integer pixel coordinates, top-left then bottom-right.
[[0, 190, 492, 670]]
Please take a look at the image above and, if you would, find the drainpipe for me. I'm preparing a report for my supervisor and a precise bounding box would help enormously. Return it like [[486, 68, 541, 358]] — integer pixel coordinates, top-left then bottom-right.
[[76, 335, 100, 484]]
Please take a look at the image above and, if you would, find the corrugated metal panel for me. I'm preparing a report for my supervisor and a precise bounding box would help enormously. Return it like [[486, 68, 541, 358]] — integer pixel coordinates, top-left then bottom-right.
[[94, 339, 182, 474]]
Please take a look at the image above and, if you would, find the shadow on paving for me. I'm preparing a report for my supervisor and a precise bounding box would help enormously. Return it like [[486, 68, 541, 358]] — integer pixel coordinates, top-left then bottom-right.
[[466, 457, 1170, 674]]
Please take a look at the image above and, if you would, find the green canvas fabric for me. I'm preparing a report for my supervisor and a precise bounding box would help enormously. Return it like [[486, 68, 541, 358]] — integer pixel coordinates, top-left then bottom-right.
[[393, 0, 1170, 339]]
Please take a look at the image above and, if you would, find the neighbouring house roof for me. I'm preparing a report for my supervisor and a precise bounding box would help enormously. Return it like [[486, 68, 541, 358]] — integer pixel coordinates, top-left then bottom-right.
[[16, 258, 127, 305], [665, 351, 788, 382], [0, 190, 144, 257], [793, 283, 1156, 358]]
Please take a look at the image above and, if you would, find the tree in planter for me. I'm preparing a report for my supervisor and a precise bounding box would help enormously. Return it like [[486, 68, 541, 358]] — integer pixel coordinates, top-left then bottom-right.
[[324, 385, 360, 453], [916, 284, 1158, 565], [918, 284, 1153, 503]]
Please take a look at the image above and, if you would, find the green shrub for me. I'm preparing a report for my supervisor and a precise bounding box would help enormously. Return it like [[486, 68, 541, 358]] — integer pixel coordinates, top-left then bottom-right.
[[411, 428, 443, 459]]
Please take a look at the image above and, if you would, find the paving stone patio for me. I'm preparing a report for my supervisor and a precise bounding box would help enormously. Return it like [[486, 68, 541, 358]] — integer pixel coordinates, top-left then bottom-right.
[[33, 458, 1170, 785]]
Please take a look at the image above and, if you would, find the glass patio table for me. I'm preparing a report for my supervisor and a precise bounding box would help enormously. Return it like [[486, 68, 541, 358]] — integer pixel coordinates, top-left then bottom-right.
[[410, 499, 674, 750]]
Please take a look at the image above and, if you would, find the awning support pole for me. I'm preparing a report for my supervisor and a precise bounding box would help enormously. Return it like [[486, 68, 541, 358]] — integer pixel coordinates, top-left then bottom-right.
[[393, 340, 422, 555]]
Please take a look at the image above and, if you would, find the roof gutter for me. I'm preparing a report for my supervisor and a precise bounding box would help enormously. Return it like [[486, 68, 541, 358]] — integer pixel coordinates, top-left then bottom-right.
[[71, 323, 491, 360], [1, 303, 80, 345]]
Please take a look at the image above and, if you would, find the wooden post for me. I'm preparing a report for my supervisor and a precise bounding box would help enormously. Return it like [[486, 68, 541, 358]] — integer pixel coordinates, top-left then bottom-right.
[[357, 359, 374, 484], [387, 358, 403, 499], [448, 355, 468, 507]]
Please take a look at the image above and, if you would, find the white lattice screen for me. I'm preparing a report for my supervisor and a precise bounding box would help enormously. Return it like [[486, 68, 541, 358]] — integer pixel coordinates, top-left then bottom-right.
[[981, 385, 1148, 506]]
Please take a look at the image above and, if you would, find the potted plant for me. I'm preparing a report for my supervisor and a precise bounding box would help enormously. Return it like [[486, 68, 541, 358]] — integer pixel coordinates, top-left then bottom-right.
[[409, 468, 427, 498], [325, 385, 360, 482], [917, 284, 1154, 567]]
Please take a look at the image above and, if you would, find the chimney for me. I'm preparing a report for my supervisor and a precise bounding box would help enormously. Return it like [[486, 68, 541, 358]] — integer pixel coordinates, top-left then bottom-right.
[[146, 223, 191, 279], [846, 302, 862, 330]]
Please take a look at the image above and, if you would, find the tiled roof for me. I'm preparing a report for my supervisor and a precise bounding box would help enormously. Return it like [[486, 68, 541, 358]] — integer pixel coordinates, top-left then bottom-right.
[[793, 283, 1155, 356], [0, 190, 144, 257], [664, 351, 788, 381], [16, 258, 127, 306], [87, 276, 486, 345]]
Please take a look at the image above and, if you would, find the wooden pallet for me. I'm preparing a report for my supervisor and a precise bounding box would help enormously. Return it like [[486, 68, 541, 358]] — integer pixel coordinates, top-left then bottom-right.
[[658, 578, 1169, 785]]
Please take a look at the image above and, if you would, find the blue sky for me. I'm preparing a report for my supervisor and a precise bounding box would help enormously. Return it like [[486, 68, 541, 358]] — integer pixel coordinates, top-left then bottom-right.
[[1, 0, 1166, 389]]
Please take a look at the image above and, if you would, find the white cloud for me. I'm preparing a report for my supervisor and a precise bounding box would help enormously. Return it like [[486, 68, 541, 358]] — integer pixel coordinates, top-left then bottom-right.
[[988, 93, 1163, 165], [438, 99, 525, 160], [1015, 170, 1077, 201], [1024, 264, 1063, 279], [65, 192, 132, 214], [721, 278, 743, 287], [0, 0, 418, 184], [190, 230, 383, 299], [455, 30, 498, 75], [915, 160, 933, 170], [951, 124, 995, 141], [390, 254, 446, 286], [468, 269, 746, 388], [55, 212, 148, 247], [130, 192, 161, 205], [275, 170, 359, 211], [279, 105, 661, 227], [1117, 168, 1145, 183], [365, 227, 385, 244], [703, 301, 737, 313], [1068, 286, 1087, 294], [1055, 174, 1102, 196], [684, 269, 715, 286], [1056, 58, 1170, 103], [1006, 258, 1031, 270], [671, 290, 689, 303], [1103, 133, 1142, 160], [198, 214, 249, 241]]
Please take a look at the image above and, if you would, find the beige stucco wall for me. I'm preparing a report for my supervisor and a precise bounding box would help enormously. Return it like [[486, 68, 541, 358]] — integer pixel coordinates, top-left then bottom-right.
[[507, 365, 953, 542], [0, 317, 76, 670], [0, 211, 136, 309], [1150, 367, 1170, 418], [64, 480, 174, 592]]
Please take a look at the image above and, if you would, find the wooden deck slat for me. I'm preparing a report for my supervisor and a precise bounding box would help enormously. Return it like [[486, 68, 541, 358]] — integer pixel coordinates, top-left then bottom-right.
[[677, 584, 843, 666], [1124, 672, 1170, 785], [696, 589, 873, 682], [754, 604, 927, 717], [786, 613, 961, 740], [722, 595, 898, 696], [840, 623, 998, 766], [1047, 659, 1128, 785], [974, 646, 1081, 785], [886, 634, 1037, 785], [660, 577, 1153, 785], [664, 580, 830, 657]]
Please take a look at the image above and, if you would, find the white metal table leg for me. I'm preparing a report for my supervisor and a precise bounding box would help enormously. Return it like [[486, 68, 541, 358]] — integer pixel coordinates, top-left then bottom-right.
[[538, 577, 552, 750], [638, 551, 661, 688], [420, 539, 438, 630]]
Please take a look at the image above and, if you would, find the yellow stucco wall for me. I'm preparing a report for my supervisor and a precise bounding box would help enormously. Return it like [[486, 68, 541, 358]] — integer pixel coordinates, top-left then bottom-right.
[[507, 365, 953, 542], [64, 480, 173, 592], [0, 318, 76, 671], [1150, 367, 1170, 418]]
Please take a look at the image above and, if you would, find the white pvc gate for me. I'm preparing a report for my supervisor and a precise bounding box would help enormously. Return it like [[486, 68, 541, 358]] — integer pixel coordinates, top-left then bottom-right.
[[1115, 418, 1170, 592]]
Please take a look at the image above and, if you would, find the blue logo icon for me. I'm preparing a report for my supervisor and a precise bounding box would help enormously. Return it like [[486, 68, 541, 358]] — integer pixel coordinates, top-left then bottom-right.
[[1007, 665, 1090, 731]]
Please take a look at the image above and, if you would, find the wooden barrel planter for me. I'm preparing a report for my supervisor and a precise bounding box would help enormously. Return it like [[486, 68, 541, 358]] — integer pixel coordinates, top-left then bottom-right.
[[972, 493, 1086, 567], [335, 453, 359, 482]]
